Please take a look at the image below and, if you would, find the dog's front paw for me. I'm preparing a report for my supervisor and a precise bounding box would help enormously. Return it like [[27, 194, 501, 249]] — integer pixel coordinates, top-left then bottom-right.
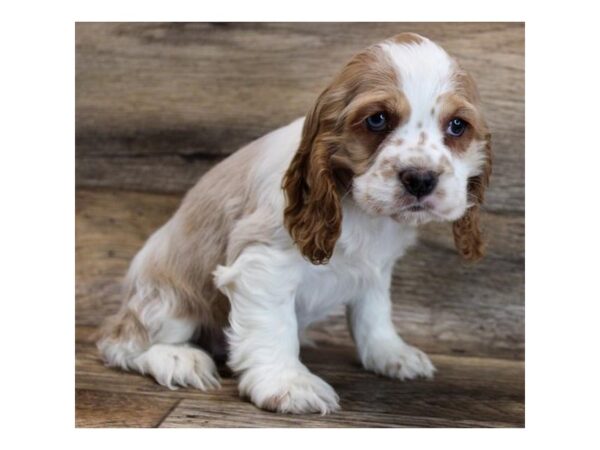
[[365, 342, 436, 380], [241, 366, 340, 415]]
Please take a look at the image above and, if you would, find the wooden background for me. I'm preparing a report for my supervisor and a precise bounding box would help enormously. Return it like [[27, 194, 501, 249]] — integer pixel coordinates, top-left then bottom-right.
[[75, 22, 524, 427]]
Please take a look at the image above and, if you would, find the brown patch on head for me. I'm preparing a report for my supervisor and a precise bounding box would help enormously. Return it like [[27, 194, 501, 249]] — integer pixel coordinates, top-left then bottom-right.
[[336, 94, 409, 173], [437, 92, 487, 154], [283, 42, 410, 264], [441, 62, 485, 152], [324, 45, 411, 179], [453, 67, 481, 106], [389, 32, 425, 46]]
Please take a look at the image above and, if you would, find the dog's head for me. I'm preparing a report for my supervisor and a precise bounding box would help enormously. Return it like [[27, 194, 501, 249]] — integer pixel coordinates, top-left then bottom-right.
[[283, 33, 492, 265]]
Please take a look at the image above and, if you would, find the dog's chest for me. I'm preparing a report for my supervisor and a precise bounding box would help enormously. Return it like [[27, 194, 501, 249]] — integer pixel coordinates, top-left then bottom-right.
[[294, 216, 416, 329]]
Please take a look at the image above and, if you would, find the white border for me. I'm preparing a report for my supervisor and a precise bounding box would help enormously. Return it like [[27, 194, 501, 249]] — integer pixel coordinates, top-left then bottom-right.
[[3, 0, 600, 447]]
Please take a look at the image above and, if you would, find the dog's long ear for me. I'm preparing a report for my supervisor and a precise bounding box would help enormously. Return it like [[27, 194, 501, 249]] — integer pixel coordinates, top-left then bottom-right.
[[282, 90, 342, 265], [452, 134, 492, 261]]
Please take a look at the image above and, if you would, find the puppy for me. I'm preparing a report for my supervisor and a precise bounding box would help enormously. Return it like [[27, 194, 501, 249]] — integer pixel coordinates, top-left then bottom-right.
[[97, 33, 491, 414]]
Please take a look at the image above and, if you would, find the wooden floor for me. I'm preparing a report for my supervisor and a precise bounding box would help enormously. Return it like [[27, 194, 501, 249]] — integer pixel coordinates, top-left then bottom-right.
[[76, 325, 524, 428], [75, 23, 524, 427]]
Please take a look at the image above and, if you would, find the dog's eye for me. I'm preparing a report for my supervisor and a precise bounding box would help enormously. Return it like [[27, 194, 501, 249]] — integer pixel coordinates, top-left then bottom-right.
[[365, 112, 388, 132], [446, 118, 467, 137]]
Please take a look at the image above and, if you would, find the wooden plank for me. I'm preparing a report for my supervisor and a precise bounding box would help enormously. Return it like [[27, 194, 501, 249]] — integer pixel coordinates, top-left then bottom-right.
[[159, 353, 524, 428], [76, 389, 179, 428], [76, 155, 223, 196], [75, 326, 523, 428], [76, 188, 523, 359], [159, 399, 518, 428], [76, 22, 524, 212]]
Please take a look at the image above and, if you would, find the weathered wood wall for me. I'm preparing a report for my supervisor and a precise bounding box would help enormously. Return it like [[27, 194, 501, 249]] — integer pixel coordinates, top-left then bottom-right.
[[76, 22, 524, 360]]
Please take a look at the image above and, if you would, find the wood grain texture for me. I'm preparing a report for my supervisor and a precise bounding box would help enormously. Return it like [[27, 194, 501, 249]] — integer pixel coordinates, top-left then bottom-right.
[[75, 326, 523, 428], [76, 389, 179, 428], [76, 22, 524, 213]]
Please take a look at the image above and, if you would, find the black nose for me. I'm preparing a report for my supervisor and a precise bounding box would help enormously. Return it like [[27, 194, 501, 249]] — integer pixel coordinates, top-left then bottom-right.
[[399, 169, 438, 198]]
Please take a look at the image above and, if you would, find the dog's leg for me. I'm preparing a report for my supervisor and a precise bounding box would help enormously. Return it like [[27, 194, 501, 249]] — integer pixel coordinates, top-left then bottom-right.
[[346, 270, 436, 380], [214, 246, 339, 414], [96, 292, 220, 391]]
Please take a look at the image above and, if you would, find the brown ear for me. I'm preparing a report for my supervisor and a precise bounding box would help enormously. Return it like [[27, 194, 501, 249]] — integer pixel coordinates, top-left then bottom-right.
[[452, 134, 493, 261], [282, 94, 342, 265]]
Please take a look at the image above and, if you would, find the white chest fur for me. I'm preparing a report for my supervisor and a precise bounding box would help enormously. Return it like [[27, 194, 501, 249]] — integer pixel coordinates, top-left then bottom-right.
[[294, 202, 417, 330]]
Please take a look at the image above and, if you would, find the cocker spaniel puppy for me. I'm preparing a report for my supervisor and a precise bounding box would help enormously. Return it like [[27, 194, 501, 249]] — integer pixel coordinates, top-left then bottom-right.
[[97, 33, 491, 414]]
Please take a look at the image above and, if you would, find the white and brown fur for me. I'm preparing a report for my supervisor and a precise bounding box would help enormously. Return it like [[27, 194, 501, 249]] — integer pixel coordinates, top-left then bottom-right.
[[97, 33, 492, 414]]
